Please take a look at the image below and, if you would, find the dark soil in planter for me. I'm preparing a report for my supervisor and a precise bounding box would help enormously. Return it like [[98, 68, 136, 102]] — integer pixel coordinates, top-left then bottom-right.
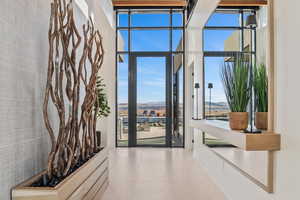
[[31, 148, 103, 187]]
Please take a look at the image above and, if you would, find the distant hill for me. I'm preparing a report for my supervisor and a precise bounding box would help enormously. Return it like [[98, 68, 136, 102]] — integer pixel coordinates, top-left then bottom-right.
[[118, 101, 166, 110], [205, 101, 229, 111], [119, 101, 228, 111]]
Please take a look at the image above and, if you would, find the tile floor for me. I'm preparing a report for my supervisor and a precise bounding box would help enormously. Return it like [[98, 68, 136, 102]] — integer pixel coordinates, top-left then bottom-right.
[[101, 148, 227, 200]]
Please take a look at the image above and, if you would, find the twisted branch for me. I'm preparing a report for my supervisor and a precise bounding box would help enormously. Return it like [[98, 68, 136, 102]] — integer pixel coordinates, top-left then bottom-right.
[[43, 0, 104, 180]]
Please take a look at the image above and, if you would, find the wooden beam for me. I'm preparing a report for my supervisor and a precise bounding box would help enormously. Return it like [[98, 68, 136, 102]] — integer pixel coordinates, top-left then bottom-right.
[[112, 0, 187, 7], [219, 0, 268, 6]]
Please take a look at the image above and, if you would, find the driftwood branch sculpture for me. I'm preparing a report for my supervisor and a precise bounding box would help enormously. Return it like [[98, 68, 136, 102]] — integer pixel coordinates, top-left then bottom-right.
[[43, 0, 104, 181]]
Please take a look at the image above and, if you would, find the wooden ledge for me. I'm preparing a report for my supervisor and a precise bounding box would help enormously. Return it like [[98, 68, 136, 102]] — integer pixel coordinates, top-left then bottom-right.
[[112, 0, 187, 7], [219, 0, 268, 6], [190, 120, 280, 151]]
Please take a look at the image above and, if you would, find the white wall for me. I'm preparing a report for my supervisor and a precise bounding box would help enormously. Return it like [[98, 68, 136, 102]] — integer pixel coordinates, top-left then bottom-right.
[[0, 0, 115, 199], [0, 1, 54, 199], [87, 0, 116, 150], [185, 0, 220, 149], [189, 0, 300, 199], [272, 0, 300, 199]]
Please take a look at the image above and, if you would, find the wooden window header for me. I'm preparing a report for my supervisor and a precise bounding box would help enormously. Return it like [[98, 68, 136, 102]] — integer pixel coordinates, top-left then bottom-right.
[[219, 0, 268, 6], [112, 0, 187, 7]]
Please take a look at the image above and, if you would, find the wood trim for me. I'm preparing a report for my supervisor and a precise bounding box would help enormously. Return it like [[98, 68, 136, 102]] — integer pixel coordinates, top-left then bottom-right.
[[91, 180, 109, 200], [112, 0, 187, 7], [55, 149, 108, 200], [245, 133, 280, 151], [12, 190, 57, 200], [266, 0, 275, 194], [84, 174, 109, 200], [12, 149, 109, 200], [267, 151, 274, 193], [267, 0, 275, 132], [219, 0, 268, 6], [65, 162, 108, 199]]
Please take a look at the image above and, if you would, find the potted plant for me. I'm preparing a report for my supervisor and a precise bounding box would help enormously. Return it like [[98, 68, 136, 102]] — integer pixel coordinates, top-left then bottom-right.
[[95, 76, 111, 119], [253, 64, 268, 130], [220, 57, 251, 130], [95, 76, 111, 147], [12, 0, 109, 199]]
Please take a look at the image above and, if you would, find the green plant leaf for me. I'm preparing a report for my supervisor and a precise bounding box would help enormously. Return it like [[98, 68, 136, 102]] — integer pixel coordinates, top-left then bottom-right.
[[253, 63, 268, 112], [220, 56, 251, 112], [95, 76, 111, 119]]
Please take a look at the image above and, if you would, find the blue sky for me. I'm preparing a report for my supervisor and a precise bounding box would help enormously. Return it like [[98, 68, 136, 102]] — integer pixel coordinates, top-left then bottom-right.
[[137, 57, 166, 103], [118, 12, 239, 103], [118, 55, 168, 103]]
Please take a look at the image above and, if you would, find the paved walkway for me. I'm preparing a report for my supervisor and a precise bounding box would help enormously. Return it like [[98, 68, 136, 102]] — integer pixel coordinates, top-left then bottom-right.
[[101, 148, 227, 200]]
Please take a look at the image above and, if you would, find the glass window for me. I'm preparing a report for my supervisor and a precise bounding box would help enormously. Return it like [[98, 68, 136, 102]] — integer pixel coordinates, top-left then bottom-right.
[[131, 30, 170, 52], [202, 8, 258, 146], [118, 30, 128, 51], [117, 54, 129, 147], [172, 12, 183, 27], [204, 57, 230, 120], [116, 9, 185, 147], [206, 12, 240, 27], [118, 12, 129, 27], [131, 12, 170, 27], [173, 53, 184, 147], [136, 57, 167, 146], [243, 29, 253, 52], [173, 30, 183, 51], [204, 29, 241, 52]]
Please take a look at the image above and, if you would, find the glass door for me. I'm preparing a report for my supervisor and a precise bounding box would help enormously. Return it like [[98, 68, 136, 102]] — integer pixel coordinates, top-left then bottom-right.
[[173, 66, 184, 147], [128, 53, 172, 147]]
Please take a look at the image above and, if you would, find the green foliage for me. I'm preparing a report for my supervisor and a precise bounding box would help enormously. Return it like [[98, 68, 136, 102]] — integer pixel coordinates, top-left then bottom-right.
[[95, 76, 111, 119], [220, 57, 251, 112], [253, 64, 268, 112]]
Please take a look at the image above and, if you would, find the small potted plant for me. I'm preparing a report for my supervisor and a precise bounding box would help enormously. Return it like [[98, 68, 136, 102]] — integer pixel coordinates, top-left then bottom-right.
[[221, 57, 251, 130], [253, 64, 268, 130], [95, 76, 111, 147]]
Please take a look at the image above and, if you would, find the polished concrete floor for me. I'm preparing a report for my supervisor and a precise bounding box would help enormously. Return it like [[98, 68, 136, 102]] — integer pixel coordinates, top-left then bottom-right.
[[101, 148, 227, 200]]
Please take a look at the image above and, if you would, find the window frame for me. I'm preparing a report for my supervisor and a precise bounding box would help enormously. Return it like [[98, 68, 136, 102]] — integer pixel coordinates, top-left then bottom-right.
[[115, 8, 186, 148]]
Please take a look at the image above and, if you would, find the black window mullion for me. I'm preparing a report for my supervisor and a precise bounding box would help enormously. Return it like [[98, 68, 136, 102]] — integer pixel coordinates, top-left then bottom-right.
[[182, 9, 186, 148], [169, 9, 173, 147], [118, 26, 183, 30], [170, 9, 173, 52], [115, 10, 119, 147], [128, 10, 131, 52], [204, 26, 242, 30], [240, 10, 244, 52]]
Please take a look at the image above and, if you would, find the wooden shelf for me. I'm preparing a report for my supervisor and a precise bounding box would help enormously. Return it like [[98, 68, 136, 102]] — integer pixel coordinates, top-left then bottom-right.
[[190, 120, 280, 151], [219, 0, 267, 6], [112, 0, 187, 7]]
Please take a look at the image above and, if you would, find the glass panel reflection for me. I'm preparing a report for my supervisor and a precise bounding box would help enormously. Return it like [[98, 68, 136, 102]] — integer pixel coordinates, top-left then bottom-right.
[[117, 54, 129, 147], [131, 30, 170, 52], [136, 57, 166, 145], [173, 60, 184, 147]]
